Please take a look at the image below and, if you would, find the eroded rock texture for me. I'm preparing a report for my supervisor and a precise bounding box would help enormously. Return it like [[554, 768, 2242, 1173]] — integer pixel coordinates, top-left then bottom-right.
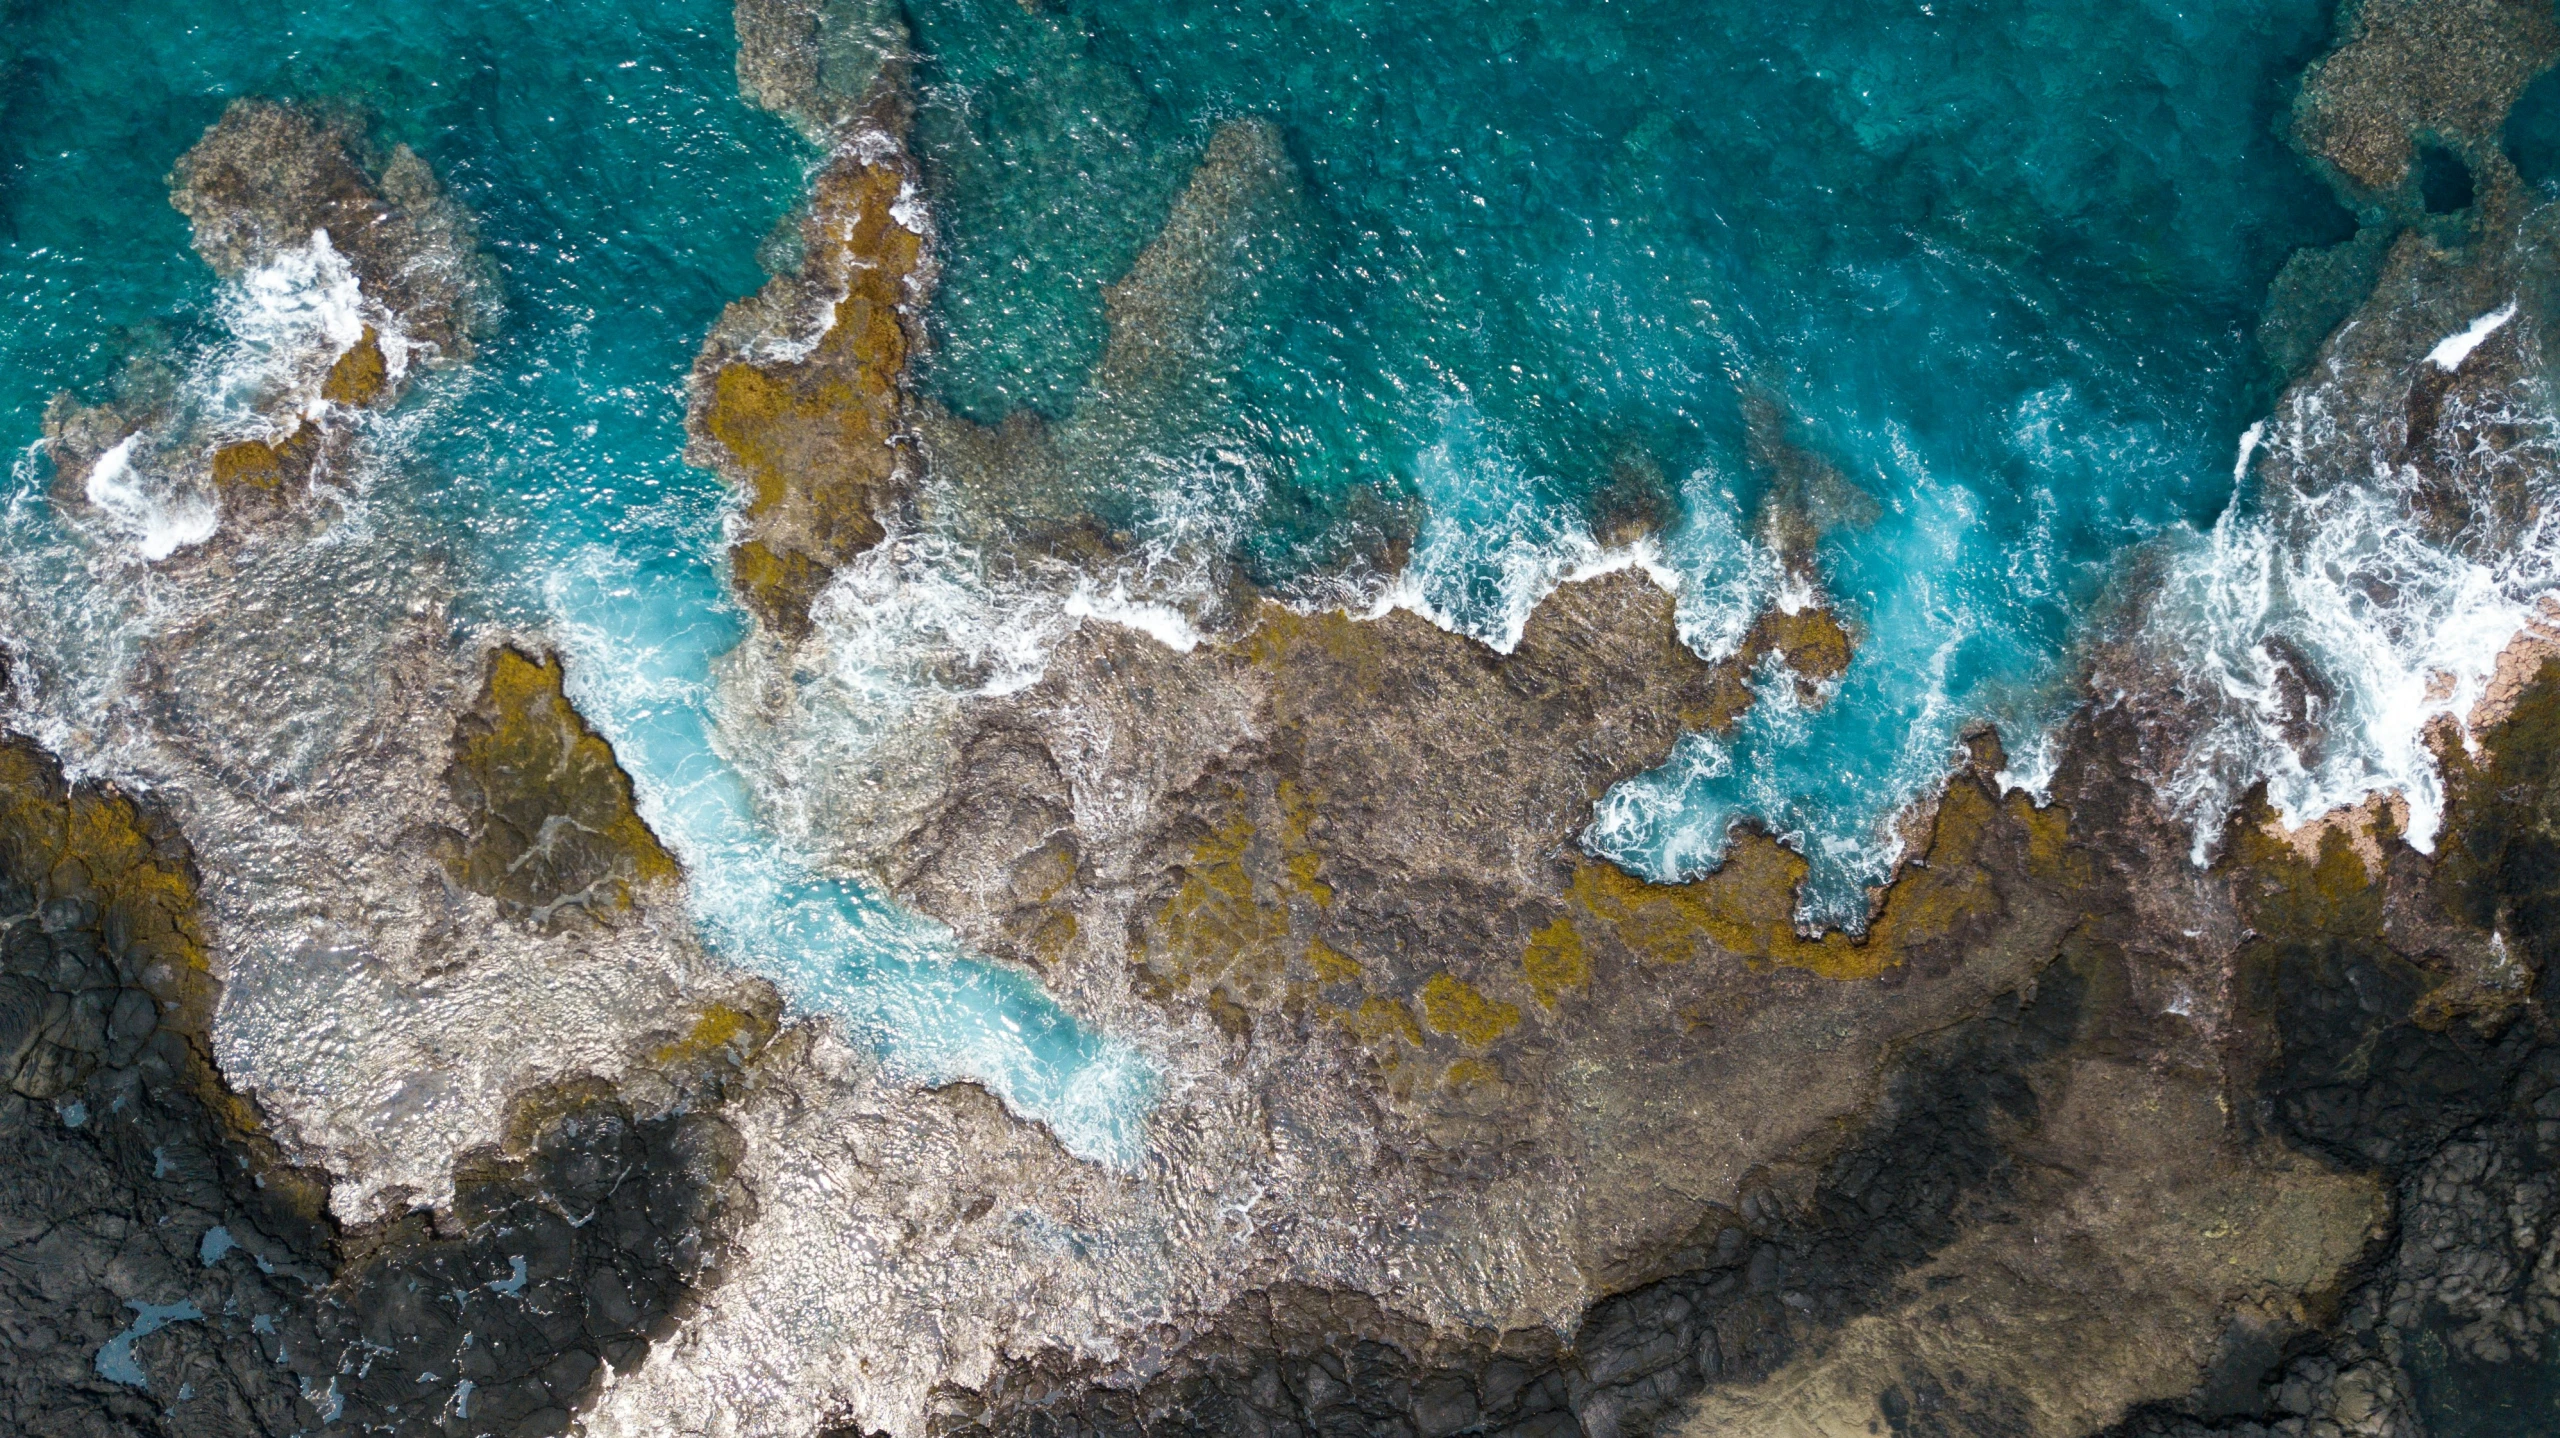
[[44, 99, 493, 536], [441, 647, 682, 932], [787, 25, 2560, 1407], [690, 54, 929, 638], [170, 98, 494, 364], [2293, 0, 2560, 195], [794, 599, 2560, 1438], [0, 715, 746, 1437]]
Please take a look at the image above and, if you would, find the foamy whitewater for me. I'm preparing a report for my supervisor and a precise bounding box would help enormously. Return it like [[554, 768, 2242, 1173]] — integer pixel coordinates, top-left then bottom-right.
[[2152, 297, 2560, 866], [6, 0, 2559, 1178]]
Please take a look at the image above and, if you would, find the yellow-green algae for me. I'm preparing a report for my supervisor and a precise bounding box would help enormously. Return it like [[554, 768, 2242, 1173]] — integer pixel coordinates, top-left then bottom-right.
[[0, 736, 328, 1216], [442, 647, 680, 931], [1519, 916, 1589, 1009], [203, 326, 393, 507], [1418, 972, 1521, 1048], [1140, 791, 1303, 1037], [1115, 578, 1905, 1077], [320, 325, 389, 407], [696, 137, 921, 638], [207, 424, 322, 500]]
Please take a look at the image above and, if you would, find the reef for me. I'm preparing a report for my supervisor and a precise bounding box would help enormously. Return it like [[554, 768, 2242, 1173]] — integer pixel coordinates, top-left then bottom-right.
[[170, 98, 494, 365], [772, 587, 2560, 1438], [689, 54, 929, 639], [43, 99, 494, 543], [2293, 0, 2560, 198], [642, 0, 2560, 1431], [20, 0, 2560, 1432]]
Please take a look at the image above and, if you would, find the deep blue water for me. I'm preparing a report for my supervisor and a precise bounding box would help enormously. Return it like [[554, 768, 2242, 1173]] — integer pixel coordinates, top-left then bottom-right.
[[0, 0, 2363, 1149]]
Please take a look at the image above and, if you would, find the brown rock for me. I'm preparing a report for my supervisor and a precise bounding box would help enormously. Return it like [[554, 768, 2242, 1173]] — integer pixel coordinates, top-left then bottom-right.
[[689, 90, 926, 638], [439, 647, 680, 931]]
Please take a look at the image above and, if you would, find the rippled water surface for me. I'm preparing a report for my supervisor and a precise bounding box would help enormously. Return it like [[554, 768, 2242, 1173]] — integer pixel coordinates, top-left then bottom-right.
[[904, 0, 2361, 912], [0, 0, 2407, 1150]]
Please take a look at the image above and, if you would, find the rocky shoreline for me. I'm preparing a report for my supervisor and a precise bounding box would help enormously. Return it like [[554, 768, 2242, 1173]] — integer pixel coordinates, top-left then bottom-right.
[[11, 0, 2560, 1435]]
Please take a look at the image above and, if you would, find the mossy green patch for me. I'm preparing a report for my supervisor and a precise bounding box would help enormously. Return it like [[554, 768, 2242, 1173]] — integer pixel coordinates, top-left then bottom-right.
[[1419, 972, 1521, 1047], [1308, 936, 1362, 983], [443, 647, 680, 931], [1521, 916, 1589, 1008], [321, 326, 389, 408], [697, 155, 919, 638], [208, 423, 320, 499]]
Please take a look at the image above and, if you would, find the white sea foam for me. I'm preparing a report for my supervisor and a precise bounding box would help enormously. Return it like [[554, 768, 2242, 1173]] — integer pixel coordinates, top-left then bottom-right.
[[2151, 309, 2560, 862], [2232, 419, 2265, 485], [1378, 397, 1769, 659], [540, 510, 1187, 1168], [80, 436, 217, 561], [2426, 300, 2516, 372], [58, 230, 396, 567], [1384, 400, 1598, 652], [1063, 580, 1204, 652]]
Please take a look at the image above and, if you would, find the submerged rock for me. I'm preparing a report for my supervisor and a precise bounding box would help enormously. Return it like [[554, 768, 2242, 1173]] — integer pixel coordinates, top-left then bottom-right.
[[913, 114, 1326, 603], [170, 98, 495, 366], [735, 0, 910, 141], [441, 647, 681, 932], [44, 99, 493, 550], [2293, 0, 2560, 196]]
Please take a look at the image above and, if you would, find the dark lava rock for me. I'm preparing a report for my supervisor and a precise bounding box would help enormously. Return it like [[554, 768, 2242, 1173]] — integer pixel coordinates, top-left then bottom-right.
[[0, 734, 743, 1437]]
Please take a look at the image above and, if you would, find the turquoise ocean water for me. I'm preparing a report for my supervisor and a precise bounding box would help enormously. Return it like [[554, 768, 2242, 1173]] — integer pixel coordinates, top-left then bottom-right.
[[0, 0, 2382, 1148]]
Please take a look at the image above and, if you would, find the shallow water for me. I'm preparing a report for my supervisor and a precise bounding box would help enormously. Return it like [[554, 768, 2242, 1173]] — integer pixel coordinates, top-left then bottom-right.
[[904, 0, 2358, 914], [0, 0, 2539, 1162], [0, 0, 1151, 1162]]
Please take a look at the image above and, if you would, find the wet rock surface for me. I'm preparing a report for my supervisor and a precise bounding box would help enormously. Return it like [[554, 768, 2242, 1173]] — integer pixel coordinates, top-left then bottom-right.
[[0, 733, 748, 1437], [690, 69, 928, 639], [440, 647, 682, 932], [804, 643, 2560, 1438], [44, 98, 493, 542], [21, 3, 2560, 1437], [648, 4, 2560, 1430], [170, 99, 496, 366]]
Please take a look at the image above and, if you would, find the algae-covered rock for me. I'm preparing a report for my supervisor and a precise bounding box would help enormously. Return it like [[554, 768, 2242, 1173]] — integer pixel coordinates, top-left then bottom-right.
[[44, 102, 490, 548], [442, 647, 680, 930], [0, 731, 756, 1437], [690, 84, 926, 638], [873, 564, 2100, 1292], [843, 640, 2560, 1438]]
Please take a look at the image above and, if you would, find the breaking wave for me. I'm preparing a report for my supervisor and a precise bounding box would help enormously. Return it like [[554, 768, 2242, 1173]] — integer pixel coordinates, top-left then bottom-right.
[[2145, 299, 2560, 863]]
